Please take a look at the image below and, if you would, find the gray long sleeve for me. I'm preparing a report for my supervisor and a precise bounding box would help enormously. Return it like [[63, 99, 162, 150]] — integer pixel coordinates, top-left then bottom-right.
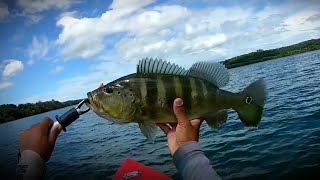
[[173, 141, 221, 180]]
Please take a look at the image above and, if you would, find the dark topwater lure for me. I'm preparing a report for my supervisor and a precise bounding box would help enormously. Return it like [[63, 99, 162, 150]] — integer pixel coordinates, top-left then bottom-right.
[[86, 58, 267, 141]]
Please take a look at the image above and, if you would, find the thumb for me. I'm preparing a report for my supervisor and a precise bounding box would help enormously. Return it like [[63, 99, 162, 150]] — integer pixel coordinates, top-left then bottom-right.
[[173, 98, 190, 127], [49, 122, 62, 147]]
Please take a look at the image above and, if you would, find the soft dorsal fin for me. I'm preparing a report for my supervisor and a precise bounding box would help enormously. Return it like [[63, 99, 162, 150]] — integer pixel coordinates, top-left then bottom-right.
[[137, 58, 188, 76], [187, 61, 229, 87]]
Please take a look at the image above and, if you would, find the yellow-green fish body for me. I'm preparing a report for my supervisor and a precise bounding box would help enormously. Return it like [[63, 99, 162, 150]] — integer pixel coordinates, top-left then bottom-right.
[[86, 59, 267, 141]]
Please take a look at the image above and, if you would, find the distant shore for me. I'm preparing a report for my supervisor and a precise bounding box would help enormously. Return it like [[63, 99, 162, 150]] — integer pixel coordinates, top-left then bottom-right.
[[222, 38, 320, 68], [0, 99, 82, 123]]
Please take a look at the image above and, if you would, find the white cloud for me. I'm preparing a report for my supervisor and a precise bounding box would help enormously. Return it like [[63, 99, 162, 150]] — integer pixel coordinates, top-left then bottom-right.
[[110, 0, 154, 9], [284, 10, 320, 31], [58, 11, 78, 19], [0, 81, 13, 90], [114, 33, 228, 65], [27, 36, 53, 65], [12, 11, 44, 24], [17, 0, 77, 13], [56, 1, 189, 59], [182, 34, 227, 53], [51, 65, 64, 74], [0, 2, 9, 21], [15, 0, 79, 23], [2, 60, 24, 78], [53, 1, 319, 63], [24, 13, 43, 23]]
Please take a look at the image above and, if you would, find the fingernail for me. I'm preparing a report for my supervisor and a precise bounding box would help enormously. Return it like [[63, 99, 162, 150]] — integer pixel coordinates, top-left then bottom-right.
[[174, 98, 183, 106]]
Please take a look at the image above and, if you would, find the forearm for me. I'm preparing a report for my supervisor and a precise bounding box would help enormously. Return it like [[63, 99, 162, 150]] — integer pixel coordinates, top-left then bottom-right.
[[173, 141, 221, 180], [16, 150, 46, 180]]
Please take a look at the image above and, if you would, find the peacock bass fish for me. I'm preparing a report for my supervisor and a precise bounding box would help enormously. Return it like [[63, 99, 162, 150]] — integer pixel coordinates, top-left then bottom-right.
[[86, 58, 267, 141]]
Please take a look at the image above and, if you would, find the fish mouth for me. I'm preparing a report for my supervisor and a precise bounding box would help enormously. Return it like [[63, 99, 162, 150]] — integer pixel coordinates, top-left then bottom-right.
[[86, 92, 96, 110], [87, 92, 93, 100], [86, 91, 104, 111]]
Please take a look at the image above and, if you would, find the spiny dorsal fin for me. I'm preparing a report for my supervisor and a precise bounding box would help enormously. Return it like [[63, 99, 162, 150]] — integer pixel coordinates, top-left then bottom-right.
[[137, 58, 188, 76], [187, 61, 229, 87]]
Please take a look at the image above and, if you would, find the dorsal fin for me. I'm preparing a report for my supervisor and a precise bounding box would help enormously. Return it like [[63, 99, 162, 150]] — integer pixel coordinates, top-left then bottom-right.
[[187, 61, 229, 87], [137, 58, 188, 75]]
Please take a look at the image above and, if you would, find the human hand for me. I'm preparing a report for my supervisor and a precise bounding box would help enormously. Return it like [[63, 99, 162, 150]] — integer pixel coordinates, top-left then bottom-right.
[[158, 98, 203, 156], [19, 117, 62, 161]]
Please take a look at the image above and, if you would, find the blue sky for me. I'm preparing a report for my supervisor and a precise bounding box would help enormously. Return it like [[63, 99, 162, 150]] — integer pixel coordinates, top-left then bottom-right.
[[0, 0, 319, 105]]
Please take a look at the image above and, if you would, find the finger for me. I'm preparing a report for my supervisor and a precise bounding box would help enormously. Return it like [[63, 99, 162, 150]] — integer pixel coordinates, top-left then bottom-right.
[[157, 123, 171, 134], [169, 123, 177, 131], [173, 98, 189, 127], [39, 117, 53, 134], [49, 122, 63, 147], [190, 119, 204, 129]]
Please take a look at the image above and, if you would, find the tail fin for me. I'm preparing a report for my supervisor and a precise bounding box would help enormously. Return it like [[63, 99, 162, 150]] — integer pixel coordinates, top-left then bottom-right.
[[235, 78, 267, 127]]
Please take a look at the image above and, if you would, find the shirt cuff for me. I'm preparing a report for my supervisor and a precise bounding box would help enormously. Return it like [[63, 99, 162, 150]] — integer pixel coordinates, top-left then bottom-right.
[[172, 141, 202, 167]]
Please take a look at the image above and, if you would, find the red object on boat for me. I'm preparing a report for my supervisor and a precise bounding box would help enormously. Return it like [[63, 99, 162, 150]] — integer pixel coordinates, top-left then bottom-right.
[[113, 158, 172, 180]]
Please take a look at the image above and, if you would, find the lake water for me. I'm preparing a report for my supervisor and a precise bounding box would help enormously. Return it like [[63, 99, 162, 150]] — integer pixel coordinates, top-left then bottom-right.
[[1, 51, 320, 179]]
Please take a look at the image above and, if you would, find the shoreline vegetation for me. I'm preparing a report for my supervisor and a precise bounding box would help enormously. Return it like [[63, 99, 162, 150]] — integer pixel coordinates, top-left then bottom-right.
[[0, 99, 82, 123], [222, 38, 320, 68], [1, 38, 320, 123]]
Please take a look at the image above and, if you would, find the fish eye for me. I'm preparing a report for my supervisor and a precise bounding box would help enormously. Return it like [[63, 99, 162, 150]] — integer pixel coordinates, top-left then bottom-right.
[[245, 96, 252, 104], [104, 87, 113, 94]]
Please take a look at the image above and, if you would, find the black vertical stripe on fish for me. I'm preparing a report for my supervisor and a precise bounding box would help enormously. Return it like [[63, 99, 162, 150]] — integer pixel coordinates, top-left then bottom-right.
[[195, 78, 205, 105], [200, 80, 208, 99], [131, 77, 142, 102], [180, 76, 192, 112], [139, 76, 147, 104], [200, 80, 208, 112], [189, 78, 197, 112], [203, 80, 215, 106], [138, 77, 148, 118], [146, 75, 158, 116], [162, 75, 176, 110], [156, 75, 166, 108]]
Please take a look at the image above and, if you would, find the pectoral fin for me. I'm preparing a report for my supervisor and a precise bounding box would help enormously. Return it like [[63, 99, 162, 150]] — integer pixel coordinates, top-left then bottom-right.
[[202, 110, 228, 128], [139, 122, 158, 142]]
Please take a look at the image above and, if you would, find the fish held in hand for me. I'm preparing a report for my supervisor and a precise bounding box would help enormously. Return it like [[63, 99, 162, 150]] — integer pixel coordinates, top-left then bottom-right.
[[86, 58, 267, 141]]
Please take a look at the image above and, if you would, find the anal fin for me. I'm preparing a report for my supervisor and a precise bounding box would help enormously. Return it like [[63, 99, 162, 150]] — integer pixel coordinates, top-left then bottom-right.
[[202, 110, 228, 128], [139, 122, 158, 142]]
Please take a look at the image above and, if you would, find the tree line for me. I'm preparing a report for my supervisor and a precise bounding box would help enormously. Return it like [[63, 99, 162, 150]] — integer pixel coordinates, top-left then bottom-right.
[[0, 99, 82, 123], [222, 38, 320, 68]]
